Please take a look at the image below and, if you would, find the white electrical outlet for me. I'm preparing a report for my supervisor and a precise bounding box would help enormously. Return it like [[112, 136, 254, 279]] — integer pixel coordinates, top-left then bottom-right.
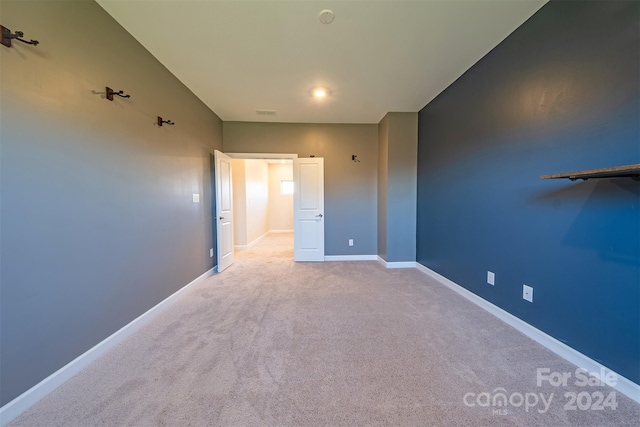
[[209, 248, 213, 258], [348, 239, 354, 246], [487, 271, 495, 286], [523, 285, 533, 303], [192, 193, 200, 203]]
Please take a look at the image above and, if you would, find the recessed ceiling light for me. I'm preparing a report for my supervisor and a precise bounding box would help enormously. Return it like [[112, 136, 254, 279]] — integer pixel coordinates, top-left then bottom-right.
[[313, 88, 327, 98]]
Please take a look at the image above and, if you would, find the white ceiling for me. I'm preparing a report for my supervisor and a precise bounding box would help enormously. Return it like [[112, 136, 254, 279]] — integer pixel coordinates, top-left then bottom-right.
[[97, 0, 547, 124]]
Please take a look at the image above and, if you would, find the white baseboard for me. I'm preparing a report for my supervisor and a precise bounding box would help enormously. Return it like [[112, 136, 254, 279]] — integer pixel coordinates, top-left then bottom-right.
[[376, 256, 416, 269], [269, 229, 293, 233], [247, 232, 269, 248], [0, 268, 215, 426], [234, 231, 269, 250], [414, 263, 640, 404], [387, 261, 416, 269], [324, 255, 378, 261]]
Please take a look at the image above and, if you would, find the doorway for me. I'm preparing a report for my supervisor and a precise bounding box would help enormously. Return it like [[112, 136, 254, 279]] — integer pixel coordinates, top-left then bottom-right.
[[227, 153, 297, 267], [231, 158, 294, 250], [214, 152, 325, 271]]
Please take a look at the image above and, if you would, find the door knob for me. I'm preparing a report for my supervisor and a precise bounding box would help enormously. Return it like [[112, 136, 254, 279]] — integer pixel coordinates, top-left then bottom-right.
[[219, 216, 225, 220], [316, 214, 323, 218]]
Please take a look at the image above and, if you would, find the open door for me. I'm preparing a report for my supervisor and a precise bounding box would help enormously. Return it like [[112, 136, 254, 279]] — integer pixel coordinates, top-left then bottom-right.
[[293, 157, 324, 261], [215, 150, 234, 272]]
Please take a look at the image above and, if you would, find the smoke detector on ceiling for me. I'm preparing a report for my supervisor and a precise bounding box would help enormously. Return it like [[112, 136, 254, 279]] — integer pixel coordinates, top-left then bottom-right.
[[319, 10, 335, 25]]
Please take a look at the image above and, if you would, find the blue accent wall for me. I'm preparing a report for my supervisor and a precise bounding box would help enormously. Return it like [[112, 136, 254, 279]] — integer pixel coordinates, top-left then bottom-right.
[[417, 0, 639, 384]]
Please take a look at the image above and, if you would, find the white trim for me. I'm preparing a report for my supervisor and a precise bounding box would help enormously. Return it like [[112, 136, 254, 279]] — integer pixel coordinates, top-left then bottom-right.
[[376, 256, 416, 269], [225, 153, 298, 160], [269, 229, 293, 234], [234, 231, 268, 250], [324, 255, 378, 261], [415, 263, 640, 404], [387, 261, 416, 269], [0, 268, 215, 426]]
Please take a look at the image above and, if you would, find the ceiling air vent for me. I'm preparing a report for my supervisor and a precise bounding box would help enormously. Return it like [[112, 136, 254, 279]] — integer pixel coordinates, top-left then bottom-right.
[[256, 109, 277, 116]]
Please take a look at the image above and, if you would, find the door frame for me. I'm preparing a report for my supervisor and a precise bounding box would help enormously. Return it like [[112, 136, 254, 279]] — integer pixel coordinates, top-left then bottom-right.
[[225, 153, 298, 161], [214, 153, 308, 264]]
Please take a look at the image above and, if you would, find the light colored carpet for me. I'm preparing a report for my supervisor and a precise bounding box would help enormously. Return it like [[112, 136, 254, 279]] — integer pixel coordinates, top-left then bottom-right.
[[9, 233, 640, 426]]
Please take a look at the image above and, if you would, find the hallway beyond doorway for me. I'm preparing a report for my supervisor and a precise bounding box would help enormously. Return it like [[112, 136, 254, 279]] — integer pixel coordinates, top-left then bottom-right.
[[235, 232, 293, 262]]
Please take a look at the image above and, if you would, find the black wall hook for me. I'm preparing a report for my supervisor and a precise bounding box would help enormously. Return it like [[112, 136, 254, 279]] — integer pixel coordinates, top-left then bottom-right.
[[157, 116, 174, 126], [352, 155, 360, 163], [1, 25, 39, 48], [106, 87, 131, 101]]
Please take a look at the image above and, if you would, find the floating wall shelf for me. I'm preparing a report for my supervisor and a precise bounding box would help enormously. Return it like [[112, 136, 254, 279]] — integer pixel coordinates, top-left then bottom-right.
[[540, 164, 640, 181]]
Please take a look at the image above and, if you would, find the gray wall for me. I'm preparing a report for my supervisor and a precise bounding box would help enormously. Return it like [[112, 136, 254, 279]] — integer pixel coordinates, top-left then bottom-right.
[[223, 122, 378, 256], [378, 113, 418, 262], [0, 0, 223, 405]]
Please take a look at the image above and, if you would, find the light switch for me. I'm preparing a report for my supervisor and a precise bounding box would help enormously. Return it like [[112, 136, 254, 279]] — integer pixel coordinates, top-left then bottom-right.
[[192, 194, 200, 203]]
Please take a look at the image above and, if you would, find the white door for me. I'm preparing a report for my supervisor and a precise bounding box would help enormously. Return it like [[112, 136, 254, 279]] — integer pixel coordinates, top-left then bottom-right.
[[293, 157, 324, 261], [215, 150, 234, 272]]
